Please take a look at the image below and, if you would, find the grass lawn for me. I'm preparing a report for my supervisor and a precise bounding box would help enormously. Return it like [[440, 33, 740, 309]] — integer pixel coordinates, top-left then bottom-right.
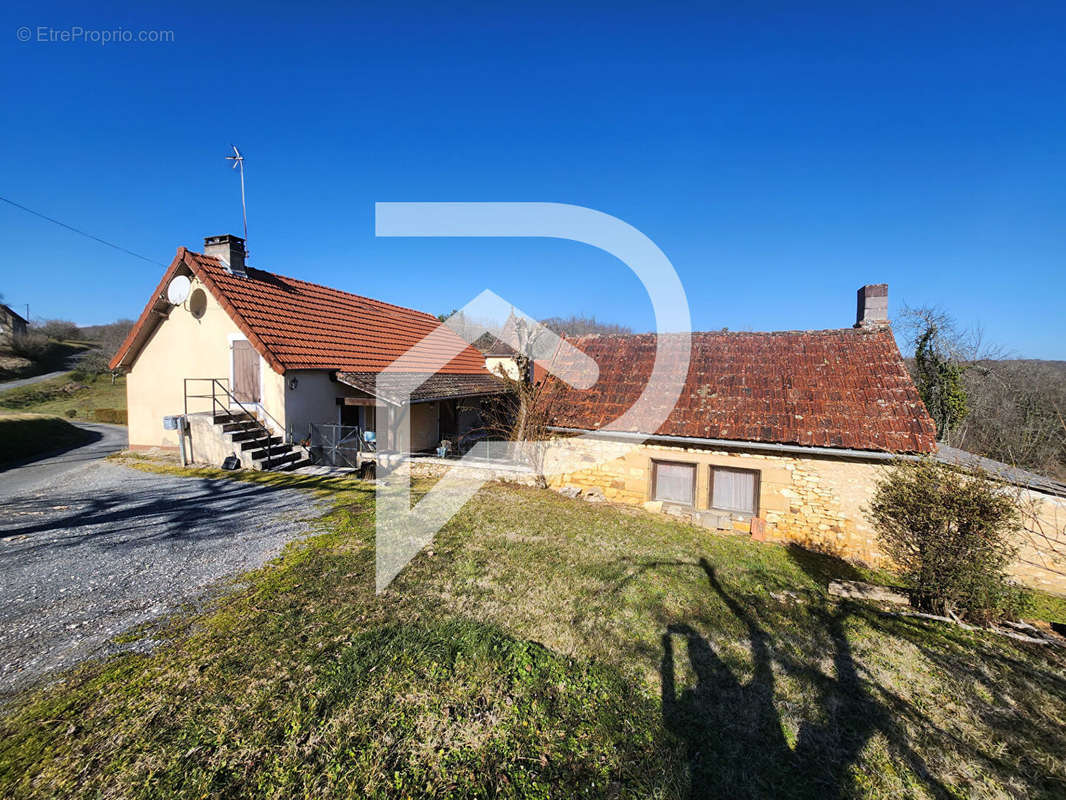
[[1, 461, 1064, 799], [0, 372, 126, 423], [0, 414, 95, 466]]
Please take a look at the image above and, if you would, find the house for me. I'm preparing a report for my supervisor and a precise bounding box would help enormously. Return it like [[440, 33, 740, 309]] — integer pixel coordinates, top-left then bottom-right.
[[0, 303, 29, 344], [110, 234, 504, 469], [481, 314, 522, 381], [537, 285, 1066, 594]]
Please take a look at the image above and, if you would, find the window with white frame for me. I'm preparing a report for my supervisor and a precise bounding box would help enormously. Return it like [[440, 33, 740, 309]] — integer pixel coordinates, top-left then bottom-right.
[[709, 467, 760, 515], [651, 460, 697, 506]]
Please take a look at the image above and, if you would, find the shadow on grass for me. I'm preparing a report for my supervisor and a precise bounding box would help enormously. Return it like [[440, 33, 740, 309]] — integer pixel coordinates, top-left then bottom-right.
[[661, 558, 952, 800], [852, 604, 1066, 797], [783, 543, 866, 585]]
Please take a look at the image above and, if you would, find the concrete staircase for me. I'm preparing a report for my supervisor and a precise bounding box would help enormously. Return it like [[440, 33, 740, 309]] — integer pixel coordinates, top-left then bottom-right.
[[212, 412, 312, 471]]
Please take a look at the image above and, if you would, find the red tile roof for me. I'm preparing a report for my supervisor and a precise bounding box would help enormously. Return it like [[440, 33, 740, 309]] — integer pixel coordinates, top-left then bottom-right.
[[111, 248, 490, 376], [542, 329, 937, 454]]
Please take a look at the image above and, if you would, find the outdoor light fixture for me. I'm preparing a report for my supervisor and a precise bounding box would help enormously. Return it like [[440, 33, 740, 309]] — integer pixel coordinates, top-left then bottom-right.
[[288, 377, 299, 390]]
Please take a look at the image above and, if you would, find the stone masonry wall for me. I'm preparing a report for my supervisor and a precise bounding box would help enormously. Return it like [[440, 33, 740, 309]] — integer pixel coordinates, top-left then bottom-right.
[[543, 438, 1066, 595]]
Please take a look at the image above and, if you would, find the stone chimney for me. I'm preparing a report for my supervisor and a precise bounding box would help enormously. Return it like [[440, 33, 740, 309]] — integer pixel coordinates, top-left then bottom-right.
[[855, 283, 888, 328], [203, 234, 246, 276]]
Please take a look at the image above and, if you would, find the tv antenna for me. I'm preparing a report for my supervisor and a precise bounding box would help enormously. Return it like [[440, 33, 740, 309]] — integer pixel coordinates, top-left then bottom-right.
[[225, 145, 248, 246]]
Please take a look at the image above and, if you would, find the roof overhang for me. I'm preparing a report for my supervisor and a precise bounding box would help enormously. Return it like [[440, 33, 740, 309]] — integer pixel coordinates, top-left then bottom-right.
[[109, 247, 285, 374], [546, 426, 923, 462], [336, 371, 507, 406]]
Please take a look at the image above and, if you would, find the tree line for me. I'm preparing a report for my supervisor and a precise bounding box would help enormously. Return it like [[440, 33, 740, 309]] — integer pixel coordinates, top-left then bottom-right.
[[900, 306, 1066, 480]]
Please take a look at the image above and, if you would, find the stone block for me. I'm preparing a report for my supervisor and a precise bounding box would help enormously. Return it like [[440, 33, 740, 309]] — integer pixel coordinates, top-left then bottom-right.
[[828, 580, 908, 606]]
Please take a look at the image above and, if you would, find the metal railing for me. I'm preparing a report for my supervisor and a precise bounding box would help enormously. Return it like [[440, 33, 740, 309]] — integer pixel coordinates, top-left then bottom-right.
[[183, 378, 291, 465]]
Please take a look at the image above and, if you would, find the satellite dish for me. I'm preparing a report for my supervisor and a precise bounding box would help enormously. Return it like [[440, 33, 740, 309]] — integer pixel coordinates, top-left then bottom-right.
[[167, 275, 191, 305]]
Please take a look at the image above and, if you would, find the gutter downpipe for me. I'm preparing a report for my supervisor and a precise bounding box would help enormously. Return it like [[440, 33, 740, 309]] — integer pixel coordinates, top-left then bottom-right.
[[545, 426, 925, 462]]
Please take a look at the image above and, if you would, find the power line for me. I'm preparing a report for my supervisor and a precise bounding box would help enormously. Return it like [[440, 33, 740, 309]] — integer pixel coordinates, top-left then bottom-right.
[[0, 194, 166, 267]]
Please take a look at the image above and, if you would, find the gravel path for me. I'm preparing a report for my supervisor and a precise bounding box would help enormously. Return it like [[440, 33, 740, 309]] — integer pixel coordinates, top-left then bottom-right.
[[0, 459, 325, 696], [1, 421, 127, 495]]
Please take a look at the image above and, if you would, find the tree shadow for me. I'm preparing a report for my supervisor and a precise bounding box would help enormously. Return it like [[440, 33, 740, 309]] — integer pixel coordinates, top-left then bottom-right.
[[661, 558, 952, 800], [0, 426, 103, 471], [0, 472, 335, 556], [784, 543, 866, 586]]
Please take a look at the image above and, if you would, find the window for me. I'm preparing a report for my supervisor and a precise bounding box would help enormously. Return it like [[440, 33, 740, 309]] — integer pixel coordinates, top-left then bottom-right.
[[652, 460, 696, 506], [710, 467, 760, 514], [189, 288, 208, 319]]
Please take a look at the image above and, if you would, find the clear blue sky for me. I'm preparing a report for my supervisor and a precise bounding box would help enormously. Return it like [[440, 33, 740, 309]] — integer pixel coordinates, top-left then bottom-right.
[[2, 2, 1063, 357]]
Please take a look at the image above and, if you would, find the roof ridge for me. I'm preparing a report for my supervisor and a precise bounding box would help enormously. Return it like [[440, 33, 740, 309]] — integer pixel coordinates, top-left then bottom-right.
[[191, 250, 440, 323], [567, 326, 888, 341]]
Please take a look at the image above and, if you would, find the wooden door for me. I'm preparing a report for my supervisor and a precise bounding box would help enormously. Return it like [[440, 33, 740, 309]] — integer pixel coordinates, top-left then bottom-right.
[[232, 340, 261, 403]]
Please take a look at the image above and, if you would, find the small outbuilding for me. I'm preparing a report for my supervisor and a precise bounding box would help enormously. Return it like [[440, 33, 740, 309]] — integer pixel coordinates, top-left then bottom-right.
[[0, 303, 29, 344]]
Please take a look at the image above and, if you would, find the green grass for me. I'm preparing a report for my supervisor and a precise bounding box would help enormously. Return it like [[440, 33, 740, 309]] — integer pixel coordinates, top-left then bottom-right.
[[0, 414, 94, 466], [1028, 591, 1066, 625], [0, 371, 126, 423], [1, 460, 1064, 799]]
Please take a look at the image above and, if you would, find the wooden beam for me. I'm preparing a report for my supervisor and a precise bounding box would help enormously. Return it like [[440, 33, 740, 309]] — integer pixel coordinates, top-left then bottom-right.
[[338, 396, 377, 406]]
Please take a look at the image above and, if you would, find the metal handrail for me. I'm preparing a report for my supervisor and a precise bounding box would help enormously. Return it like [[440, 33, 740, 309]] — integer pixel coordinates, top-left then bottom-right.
[[183, 378, 291, 466]]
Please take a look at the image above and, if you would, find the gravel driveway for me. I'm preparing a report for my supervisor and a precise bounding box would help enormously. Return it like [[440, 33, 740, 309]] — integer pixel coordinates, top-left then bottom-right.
[[0, 457, 325, 696]]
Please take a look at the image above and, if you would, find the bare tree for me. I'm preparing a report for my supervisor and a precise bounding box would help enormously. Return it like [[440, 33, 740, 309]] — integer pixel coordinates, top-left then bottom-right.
[[478, 317, 563, 486], [539, 314, 632, 336]]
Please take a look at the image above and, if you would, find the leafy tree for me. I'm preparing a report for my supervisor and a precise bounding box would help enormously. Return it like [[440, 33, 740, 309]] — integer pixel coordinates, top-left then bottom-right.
[[899, 306, 980, 440], [913, 323, 969, 438]]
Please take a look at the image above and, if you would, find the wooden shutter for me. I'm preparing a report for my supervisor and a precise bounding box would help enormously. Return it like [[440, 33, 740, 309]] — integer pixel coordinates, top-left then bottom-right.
[[232, 340, 261, 403], [653, 461, 696, 505], [711, 467, 758, 513]]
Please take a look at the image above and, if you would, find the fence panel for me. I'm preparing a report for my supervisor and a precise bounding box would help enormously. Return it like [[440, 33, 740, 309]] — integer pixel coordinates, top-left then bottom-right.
[[309, 424, 370, 468]]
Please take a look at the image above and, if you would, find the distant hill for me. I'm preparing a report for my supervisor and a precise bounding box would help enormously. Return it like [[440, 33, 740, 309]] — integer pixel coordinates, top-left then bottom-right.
[[906, 358, 1066, 481]]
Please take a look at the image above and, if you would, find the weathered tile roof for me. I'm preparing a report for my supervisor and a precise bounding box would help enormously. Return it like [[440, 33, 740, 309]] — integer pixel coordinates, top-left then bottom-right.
[[111, 248, 490, 376], [337, 371, 505, 404], [542, 329, 937, 454], [936, 445, 1066, 498]]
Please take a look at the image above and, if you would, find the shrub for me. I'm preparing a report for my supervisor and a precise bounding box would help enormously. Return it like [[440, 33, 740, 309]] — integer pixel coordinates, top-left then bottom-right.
[[9, 330, 51, 360], [867, 458, 1029, 624], [92, 408, 127, 424], [71, 351, 112, 381]]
